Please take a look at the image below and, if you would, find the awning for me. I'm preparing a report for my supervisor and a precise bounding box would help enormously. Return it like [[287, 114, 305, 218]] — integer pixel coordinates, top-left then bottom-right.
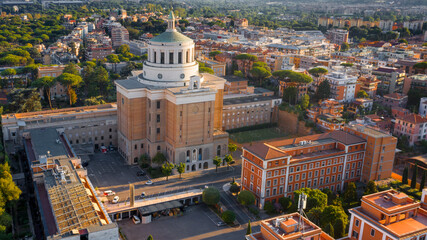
[[138, 200, 183, 215]]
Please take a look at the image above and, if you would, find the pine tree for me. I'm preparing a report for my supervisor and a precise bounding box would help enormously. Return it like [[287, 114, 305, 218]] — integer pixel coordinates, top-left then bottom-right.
[[411, 163, 418, 189], [420, 170, 426, 191], [402, 166, 409, 185], [246, 220, 252, 235]]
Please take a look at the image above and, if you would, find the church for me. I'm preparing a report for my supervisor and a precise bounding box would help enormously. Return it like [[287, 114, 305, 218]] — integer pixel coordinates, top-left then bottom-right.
[[115, 12, 229, 171]]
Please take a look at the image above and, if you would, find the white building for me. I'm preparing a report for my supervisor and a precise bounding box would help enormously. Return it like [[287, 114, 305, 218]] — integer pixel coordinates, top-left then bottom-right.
[[326, 71, 358, 103], [420, 97, 427, 117]]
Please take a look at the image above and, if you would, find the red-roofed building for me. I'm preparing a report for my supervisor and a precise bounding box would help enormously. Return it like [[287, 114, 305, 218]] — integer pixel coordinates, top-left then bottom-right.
[[393, 113, 427, 146], [377, 93, 408, 108]]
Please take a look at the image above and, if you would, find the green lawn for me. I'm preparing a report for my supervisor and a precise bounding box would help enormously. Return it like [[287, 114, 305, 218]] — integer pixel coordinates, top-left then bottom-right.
[[229, 127, 287, 143]]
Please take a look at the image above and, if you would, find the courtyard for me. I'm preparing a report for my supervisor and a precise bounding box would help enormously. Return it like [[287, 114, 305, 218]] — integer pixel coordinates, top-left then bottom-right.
[[118, 204, 259, 240]]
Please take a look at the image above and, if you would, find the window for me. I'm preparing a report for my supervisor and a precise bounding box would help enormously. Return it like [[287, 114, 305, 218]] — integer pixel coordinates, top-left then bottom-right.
[[157, 101, 161, 109], [134, 144, 137, 150], [289, 176, 293, 182], [141, 144, 144, 148], [157, 128, 160, 134], [352, 231, 359, 238], [370, 229, 375, 237], [295, 174, 300, 181], [267, 180, 271, 187], [290, 167, 294, 173], [273, 179, 277, 186], [355, 219, 359, 227], [156, 114, 160, 123]]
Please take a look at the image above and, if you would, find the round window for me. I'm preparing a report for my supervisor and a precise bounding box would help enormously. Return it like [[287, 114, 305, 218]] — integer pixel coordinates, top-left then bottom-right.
[[180, 74, 185, 79], [158, 74, 163, 79]]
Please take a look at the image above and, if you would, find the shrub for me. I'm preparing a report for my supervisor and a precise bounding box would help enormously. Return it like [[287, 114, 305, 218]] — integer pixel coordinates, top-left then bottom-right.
[[202, 187, 220, 206], [390, 180, 402, 188], [221, 210, 236, 224], [414, 191, 422, 200], [238, 190, 256, 206], [377, 185, 391, 191], [229, 184, 240, 194], [248, 206, 259, 216], [264, 201, 276, 215], [399, 184, 411, 193]]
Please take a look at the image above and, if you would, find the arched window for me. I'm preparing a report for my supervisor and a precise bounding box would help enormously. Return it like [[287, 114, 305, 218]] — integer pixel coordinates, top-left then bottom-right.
[[192, 149, 197, 161], [186, 150, 190, 162]]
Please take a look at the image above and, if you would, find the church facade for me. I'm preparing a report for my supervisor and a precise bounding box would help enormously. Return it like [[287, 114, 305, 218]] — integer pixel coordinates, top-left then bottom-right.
[[115, 12, 229, 171]]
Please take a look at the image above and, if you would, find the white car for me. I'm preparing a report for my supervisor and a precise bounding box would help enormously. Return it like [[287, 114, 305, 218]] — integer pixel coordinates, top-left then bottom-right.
[[112, 196, 119, 204], [103, 190, 115, 196], [145, 180, 153, 185]]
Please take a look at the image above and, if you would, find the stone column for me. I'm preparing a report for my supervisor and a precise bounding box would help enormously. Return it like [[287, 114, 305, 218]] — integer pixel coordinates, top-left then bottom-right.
[[156, 49, 161, 64], [165, 50, 170, 64], [174, 50, 178, 64]]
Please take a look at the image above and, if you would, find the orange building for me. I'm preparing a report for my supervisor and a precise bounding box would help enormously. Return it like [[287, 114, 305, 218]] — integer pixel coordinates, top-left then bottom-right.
[[307, 99, 344, 131], [241, 130, 367, 208], [348, 189, 427, 240], [357, 75, 380, 98], [246, 213, 334, 240], [343, 124, 397, 182]]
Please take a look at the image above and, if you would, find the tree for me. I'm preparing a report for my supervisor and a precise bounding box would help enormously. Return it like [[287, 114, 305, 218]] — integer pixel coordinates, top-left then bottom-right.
[[221, 210, 235, 224], [294, 188, 327, 211], [84, 96, 106, 106], [341, 63, 354, 68], [107, 54, 120, 73], [199, 67, 214, 74], [117, 44, 130, 55], [364, 181, 378, 195], [250, 66, 272, 85], [398, 39, 408, 44], [138, 154, 150, 168], [237, 190, 255, 206], [316, 80, 331, 100], [308, 67, 328, 78], [1, 68, 16, 79], [213, 156, 222, 172], [8, 88, 42, 113], [246, 220, 252, 235], [152, 152, 167, 165], [147, 235, 153, 240], [414, 62, 427, 74], [402, 166, 409, 184], [278, 197, 292, 212], [0, 162, 21, 218], [324, 223, 334, 238], [283, 86, 298, 105], [209, 50, 222, 58], [177, 162, 185, 179], [411, 163, 418, 189], [223, 154, 233, 169], [300, 94, 310, 110], [340, 42, 350, 52], [202, 187, 220, 206], [343, 182, 357, 203], [161, 162, 175, 181], [334, 218, 345, 238], [420, 170, 426, 191], [320, 205, 348, 229], [233, 70, 244, 78], [263, 201, 275, 214], [307, 207, 322, 226], [235, 54, 258, 76], [32, 76, 56, 109], [229, 184, 240, 194], [56, 73, 82, 105], [63, 63, 79, 75], [356, 90, 369, 99]]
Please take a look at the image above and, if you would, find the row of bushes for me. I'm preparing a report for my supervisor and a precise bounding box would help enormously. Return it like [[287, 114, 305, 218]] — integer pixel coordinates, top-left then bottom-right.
[[226, 122, 278, 134], [389, 181, 422, 200]]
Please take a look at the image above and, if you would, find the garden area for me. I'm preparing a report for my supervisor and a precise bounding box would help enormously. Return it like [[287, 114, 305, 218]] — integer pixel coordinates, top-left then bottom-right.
[[228, 126, 287, 144]]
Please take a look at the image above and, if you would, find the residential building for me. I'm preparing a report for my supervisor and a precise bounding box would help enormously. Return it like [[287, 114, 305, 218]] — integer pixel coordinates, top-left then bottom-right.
[[307, 99, 344, 131], [326, 29, 349, 45], [403, 74, 427, 95], [85, 33, 114, 60], [222, 95, 282, 130], [357, 75, 380, 98], [393, 113, 427, 146], [223, 76, 250, 94], [115, 12, 229, 170], [347, 189, 427, 240], [37, 65, 78, 100], [111, 26, 129, 48], [199, 58, 226, 77], [420, 97, 427, 117], [376, 93, 408, 109], [241, 130, 367, 208], [2, 104, 118, 151], [344, 124, 397, 182], [326, 72, 358, 103], [24, 128, 118, 239], [235, 18, 249, 28], [348, 98, 374, 115], [246, 213, 333, 240], [373, 67, 406, 94], [123, 40, 148, 56]]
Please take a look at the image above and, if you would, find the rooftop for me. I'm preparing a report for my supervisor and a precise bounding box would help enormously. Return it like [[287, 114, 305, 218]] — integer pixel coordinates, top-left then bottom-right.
[[362, 190, 417, 213], [28, 128, 71, 161], [396, 113, 427, 124], [223, 95, 276, 106], [345, 123, 391, 138]]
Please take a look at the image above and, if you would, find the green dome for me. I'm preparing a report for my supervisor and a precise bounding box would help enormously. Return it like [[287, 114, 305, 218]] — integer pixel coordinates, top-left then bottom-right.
[[150, 31, 193, 43]]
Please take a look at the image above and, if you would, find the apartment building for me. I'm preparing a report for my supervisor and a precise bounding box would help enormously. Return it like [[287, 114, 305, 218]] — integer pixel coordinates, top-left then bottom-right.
[[307, 99, 344, 131], [241, 130, 367, 208], [393, 113, 427, 146], [37, 65, 81, 100], [373, 67, 406, 94], [343, 124, 397, 182], [357, 75, 380, 98], [403, 74, 427, 95], [199, 58, 226, 77], [326, 29, 349, 45], [420, 97, 427, 117], [123, 40, 148, 56], [347, 189, 427, 240], [2, 104, 118, 150], [223, 76, 250, 94], [222, 95, 282, 130], [376, 93, 408, 109], [246, 213, 333, 240], [85, 33, 114, 60], [326, 72, 358, 103], [111, 26, 129, 48]]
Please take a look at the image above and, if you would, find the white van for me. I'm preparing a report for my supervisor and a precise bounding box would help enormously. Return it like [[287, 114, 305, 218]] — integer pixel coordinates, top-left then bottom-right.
[[132, 215, 141, 224]]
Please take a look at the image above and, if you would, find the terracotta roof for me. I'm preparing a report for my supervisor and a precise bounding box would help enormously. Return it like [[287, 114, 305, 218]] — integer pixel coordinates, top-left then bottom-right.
[[397, 113, 427, 124], [375, 67, 404, 73], [384, 93, 407, 100]]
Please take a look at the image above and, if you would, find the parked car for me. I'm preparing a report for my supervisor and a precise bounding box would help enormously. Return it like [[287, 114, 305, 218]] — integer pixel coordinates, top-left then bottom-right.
[[217, 221, 227, 227], [103, 190, 115, 196], [82, 162, 89, 167], [145, 180, 153, 185], [140, 192, 146, 198], [112, 196, 119, 204], [137, 170, 146, 176], [132, 215, 141, 224]]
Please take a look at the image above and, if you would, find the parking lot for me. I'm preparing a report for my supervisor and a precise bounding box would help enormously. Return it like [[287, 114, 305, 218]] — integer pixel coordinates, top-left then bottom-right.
[[118, 204, 256, 240], [86, 152, 148, 189]]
